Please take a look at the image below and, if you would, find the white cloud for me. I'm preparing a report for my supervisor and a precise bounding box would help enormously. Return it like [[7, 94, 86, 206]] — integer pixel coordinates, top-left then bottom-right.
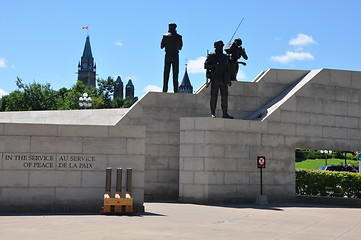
[[187, 57, 206, 74], [270, 51, 315, 64], [0, 58, 7, 68], [0, 89, 9, 97], [236, 70, 246, 80], [114, 41, 123, 46], [143, 85, 162, 93], [289, 33, 316, 46]]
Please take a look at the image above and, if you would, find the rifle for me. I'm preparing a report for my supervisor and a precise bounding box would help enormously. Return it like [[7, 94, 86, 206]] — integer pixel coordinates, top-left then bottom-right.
[[205, 49, 211, 88]]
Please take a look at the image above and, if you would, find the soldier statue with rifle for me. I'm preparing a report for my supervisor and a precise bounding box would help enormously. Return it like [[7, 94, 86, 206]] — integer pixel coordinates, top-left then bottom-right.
[[204, 40, 233, 119]]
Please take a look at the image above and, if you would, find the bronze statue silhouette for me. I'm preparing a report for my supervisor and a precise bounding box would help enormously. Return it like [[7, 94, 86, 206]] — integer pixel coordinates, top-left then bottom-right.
[[225, 38, 248, 81], [161, 23, 183, 93], [204, 40, 233, 119]]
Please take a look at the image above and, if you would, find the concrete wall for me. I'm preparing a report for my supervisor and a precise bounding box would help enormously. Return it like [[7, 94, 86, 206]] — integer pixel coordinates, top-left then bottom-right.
[[2, 68, 361, 206], [0, 123, 145, 212]]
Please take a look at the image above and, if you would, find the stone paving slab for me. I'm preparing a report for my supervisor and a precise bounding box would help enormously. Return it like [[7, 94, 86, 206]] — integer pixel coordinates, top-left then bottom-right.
[[0, 202, 360, 240]]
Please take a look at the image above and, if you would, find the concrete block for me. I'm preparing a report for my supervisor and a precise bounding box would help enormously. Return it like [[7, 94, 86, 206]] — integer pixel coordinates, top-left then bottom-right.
[[223, 119, 250, 132], [207, 184, 237, 198], [238, 133, 262, 146], [322, 100, 348, 116], [309, 113, 335, 126], [158, 144, 179, 157], [0, 136, 31, 152], [313, 69, 330, 85], [330, 70, 351, 88], [204, 158, 237, 171], [224, 145, 250, 159], [261, 134, 284, 147], [266, 122, 296, 136], [204, 131, 237, 145], [29, 171, 81, 187], [127, 138, 145, 155], [144, 157, 168, 170], [296, 96, 323, 113], [0, 188, 55, 205], [180, 130, 205, 144], [347, 102, 359, 117], [295, 112, 310, 125], [81, 171, 105, 188], [57, 125, 108, 137], [351, 71, 361, 89], [208, 172, 225, 184], [309, 83, 337, 101], [0, 170, 29, 187], [346, 128, 361, 140], [322, 126, 347, 139], [281, 97, 297, 111], [276, 69, 309, 85], [131, 117, 160, 132], [296, 124, 322, 137], [224, 172, 250, 184], [279, 110, 297, 123], [204, 144, 225, 158], [336, 88, 360, 103], [168, 157, 179, 170], [145, 131, 169, 145], [109, 125, 145, 138], [335, 116, 358, 129], [179, 171, 194, 184], [144, 169, 158, 183], [145, 144, 159, 156], [55, 187, 103, 203], [194, 172, 209, 184], [31, 136, 82, 154], [194, 118, 225, 131], [183, 157, 204, 171], [183, 184, 207, 198], [158, 170, 178, 183], [180, 144, 194, 158], [168, 132, 180, 145], [4, 123, 57, 136], [83, 137, 126, 154], [0, 123, 3, 135]]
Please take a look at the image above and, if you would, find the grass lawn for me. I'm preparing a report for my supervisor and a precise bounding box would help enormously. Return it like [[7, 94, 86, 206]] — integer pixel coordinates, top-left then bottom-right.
[[295, 158, 359, 169]]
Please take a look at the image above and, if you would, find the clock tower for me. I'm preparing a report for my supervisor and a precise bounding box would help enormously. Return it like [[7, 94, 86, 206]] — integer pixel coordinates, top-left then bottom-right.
[[78, 35, 96, 87]]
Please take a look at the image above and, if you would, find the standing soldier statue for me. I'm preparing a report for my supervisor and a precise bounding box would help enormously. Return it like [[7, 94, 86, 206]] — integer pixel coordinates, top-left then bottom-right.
[[204, 40, 233, 119], [161, 23, 183, 93], [225, 38, 248, 81]]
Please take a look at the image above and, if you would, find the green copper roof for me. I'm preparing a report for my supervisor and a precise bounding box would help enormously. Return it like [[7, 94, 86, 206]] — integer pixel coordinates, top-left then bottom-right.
[[81, 36, 93, 60]]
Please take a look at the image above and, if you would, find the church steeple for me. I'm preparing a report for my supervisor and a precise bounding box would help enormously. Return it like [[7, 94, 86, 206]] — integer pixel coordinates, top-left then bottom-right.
[[78, 35, 96, 87], [178, 64, 193, 93], [114, 76, 124, 99], [125, 79, 135, 100]]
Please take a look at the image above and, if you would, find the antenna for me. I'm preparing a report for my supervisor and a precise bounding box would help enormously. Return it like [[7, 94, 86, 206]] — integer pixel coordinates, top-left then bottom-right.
[[229, 17, 244, 43]]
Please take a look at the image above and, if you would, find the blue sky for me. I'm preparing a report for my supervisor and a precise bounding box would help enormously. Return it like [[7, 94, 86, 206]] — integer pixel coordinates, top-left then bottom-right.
[[0, 0, 360, 98]]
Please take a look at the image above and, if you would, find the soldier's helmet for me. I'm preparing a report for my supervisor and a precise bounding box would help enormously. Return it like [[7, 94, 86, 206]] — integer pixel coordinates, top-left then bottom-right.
[[234, 38, 243, 45], [214, 40, 224, 48]]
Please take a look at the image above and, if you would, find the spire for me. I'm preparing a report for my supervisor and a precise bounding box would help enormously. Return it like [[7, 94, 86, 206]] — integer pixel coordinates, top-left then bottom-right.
[[82, 35, 93, 60], [114, 76, 124, 99], [179, 64, 193, 93], [125, 79, 135, 100]]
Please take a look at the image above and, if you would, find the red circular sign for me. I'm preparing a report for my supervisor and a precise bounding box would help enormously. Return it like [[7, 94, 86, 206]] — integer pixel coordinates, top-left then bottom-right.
[[258, 157, 265, 165]]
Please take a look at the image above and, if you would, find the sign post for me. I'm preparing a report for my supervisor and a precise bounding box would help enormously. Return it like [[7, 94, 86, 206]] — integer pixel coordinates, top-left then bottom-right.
[[257, 156, 266, 195]]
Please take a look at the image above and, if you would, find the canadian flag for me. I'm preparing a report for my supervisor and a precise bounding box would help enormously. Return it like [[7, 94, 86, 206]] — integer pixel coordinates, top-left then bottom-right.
[[82, 26, 88, 29]]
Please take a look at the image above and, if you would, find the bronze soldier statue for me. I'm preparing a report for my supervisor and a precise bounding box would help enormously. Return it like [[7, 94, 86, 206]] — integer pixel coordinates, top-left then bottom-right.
[[225, 38, 248, 81], [204, 40, 233, 119], [161, 23, 183, 93]]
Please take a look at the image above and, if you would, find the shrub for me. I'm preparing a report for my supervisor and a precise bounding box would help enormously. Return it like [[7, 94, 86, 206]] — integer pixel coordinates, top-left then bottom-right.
[[296, 169, 361, 198]]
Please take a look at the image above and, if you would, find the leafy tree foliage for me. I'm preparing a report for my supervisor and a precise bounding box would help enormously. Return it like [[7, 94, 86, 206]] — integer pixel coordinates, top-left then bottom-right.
[[0, 77, 135, 111]]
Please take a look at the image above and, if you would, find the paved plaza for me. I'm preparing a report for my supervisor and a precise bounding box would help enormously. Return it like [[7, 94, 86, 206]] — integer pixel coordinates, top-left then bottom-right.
[[0, 202, 360, 240]]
